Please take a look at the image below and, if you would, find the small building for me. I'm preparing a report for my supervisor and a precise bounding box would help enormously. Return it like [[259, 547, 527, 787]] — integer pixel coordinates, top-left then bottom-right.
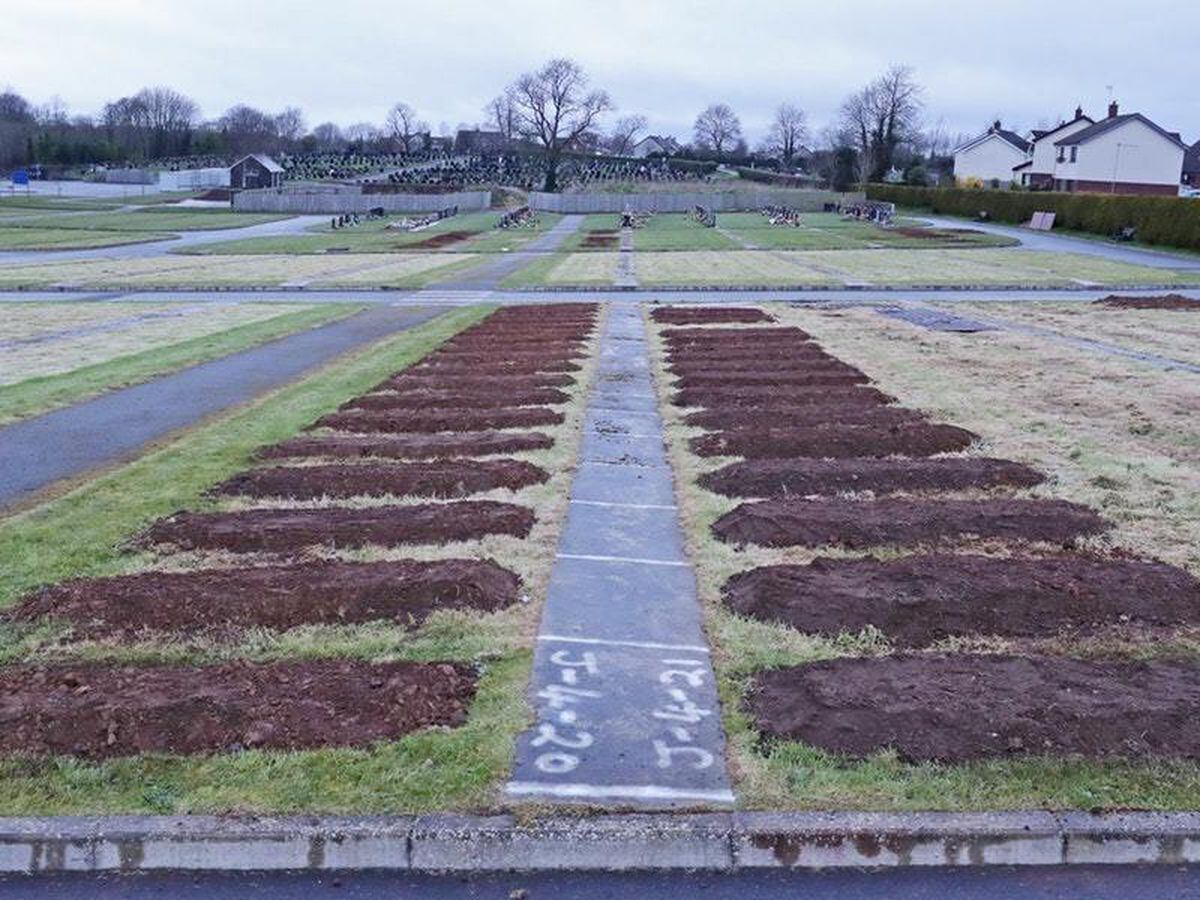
[[1050, 103, 1188, 196], [454, 130, 508, 155], [630, 135, 681, 158], [952, 121, 1031, 186], [229, 154, 284, 190], [1014, 107, 1094, 189], [1182, 140, 1200, 190]]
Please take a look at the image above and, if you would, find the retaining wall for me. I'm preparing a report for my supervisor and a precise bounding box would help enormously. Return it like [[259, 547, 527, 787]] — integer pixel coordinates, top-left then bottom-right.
[[529, 189, 861, 214], [233, 188, 492, 214]]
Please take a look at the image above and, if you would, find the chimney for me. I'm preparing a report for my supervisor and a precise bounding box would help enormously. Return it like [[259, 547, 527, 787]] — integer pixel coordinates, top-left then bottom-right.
[[1108, 101, 1119, 119], [1074, 105, 1083, 119], [992, 119, 1002, 131]]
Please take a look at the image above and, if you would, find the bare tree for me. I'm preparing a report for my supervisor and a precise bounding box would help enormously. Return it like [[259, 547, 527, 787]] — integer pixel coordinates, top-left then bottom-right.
[[483, 94, 518, 141], [310, 122, 343, 150], [219, 104, 278, 156], [607, 114, 647, 156], [506, 57, 613, 191], [344, 122, 382, 148], [692, 103, 742, 158], [273, 106, 306, 151], [762, 103, 808, 166], [385, 102, 426, 153], [838, 65, 923, 184]]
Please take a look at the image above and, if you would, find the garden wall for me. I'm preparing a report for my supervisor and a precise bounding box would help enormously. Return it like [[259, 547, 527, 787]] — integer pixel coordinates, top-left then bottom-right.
[[529, 189, 858, 214], [232, 187, 492, 214]]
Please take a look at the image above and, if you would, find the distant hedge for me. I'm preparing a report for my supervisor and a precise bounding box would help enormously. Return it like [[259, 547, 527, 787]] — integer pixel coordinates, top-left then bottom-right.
[[866, 184, 1200, 251], [731, 166, 813, 188]]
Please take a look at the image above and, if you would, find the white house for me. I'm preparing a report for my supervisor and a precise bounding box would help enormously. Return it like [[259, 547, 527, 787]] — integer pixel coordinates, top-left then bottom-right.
[[1012, 108, 1094, 188], [630, 135, 681, 158], [952, 122, 1030, 185], [1049, 103, 1187, 196]]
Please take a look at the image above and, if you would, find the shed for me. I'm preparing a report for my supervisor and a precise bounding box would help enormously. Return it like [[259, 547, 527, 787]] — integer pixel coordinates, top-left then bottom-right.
[[230, 154, 284, 189]]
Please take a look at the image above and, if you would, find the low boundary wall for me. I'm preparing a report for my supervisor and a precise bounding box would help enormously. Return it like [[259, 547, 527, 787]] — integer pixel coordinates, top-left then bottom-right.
[[529, 189, 860, 214], [233, 188, 491, 214]]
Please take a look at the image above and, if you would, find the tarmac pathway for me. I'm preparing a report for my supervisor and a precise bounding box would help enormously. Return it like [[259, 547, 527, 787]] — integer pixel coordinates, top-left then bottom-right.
[[436, 214, 584, 289], [507, 303, 734, 808], [0, 304, 439, 510]]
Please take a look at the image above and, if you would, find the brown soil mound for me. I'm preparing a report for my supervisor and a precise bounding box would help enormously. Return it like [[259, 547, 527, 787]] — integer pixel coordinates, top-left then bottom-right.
[[409, 230, 475, 249], [700, 457, 1043, 498], [214, 460, 548, 500], [142, 501, 535, 552], [426, 349, 584, 364], [0, 660, 476, 759], [663, 326, 812, 343], [379, 373, 576, 391], [891, 226, 985, 243], [416, 358, 581, 374], [668, 360, 859, 377], [690, 423, 977, 459], [13, 559, 520, 637], [683, 406, 926, 431], [713, 497, 1108, 549], [651, 307, 775, 325], [1095, 294, 1200, 310], [316, 407, 564, 434], [446, 338, 587, 352], [675, 372, 869, 389], [581, 231, 618, 248], [343, 387, 569, 411], [724, 554, 1200, 647], [747, 654, 1200, 762], [259, 432, 555, 461], [673, 386, 895, 408]]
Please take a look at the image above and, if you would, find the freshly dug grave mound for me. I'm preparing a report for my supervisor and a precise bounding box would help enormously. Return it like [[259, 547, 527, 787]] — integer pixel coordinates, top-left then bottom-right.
[[663, 326, 812, 343], [690, 423, 977, 459], [683, 405, 926, 431], [214, 460, 549, 500], [409, 230, 476, 249], [723, 554, 1200, 647], [0, 659, 476, 759], [259, 432, 555, 461], [1095, 293, 1200, 310], [342, 387, 570, 411], [651, 307, 775, 324], [316, 407, 564, 434], [12, 558, 521, 637], [712, 497, 1108, 548], [414, 358, 581, 374], [667, 352, 842, 369], [423, 349, 584, 365], [142, 501, 535, 552], [700, 457, 1042, 498], [891, 226, 989, 243], [581, 230, 619, 248], [674, 372, 869, 389], [380, 374, 576, 392], [668, 359, 860, 377], [673, 386, 895, 409], [747, 654, 1200, 762], [445, 339, 588, 352]]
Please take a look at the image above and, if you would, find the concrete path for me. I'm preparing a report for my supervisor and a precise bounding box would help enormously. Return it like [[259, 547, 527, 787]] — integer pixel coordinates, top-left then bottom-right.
[[436, 214, 584, 289], [6, 866, 1198, 898], [0, 305, 438, 510], [0, 215, 325, 265], [508, 303, 733, 808], [922, 214, 1200, 271], [615, 227, 638, 287]]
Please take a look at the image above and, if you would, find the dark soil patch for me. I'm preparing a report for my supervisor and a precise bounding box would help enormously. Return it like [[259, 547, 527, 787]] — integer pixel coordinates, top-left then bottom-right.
[[12, 559, 521, 637], [667, 349, 840, 366], [581, 230, 618, 248], [690, 423, 977, 459], [409, 230, 476, 249], [663, 326, 812, 343], [0, 660, 476, 759], [416, 358, 581, 374], [674, 372, 869, 389], [446, 338, 587, 352], [674, 386, 894, 408], [315, 407, 564, 434], [142, 501, 535, 552], [723, 554, 1200, 647], [668, 360, 860, 377], [700, 457, 1043, 498], [343, 387, 570, 411], [259, 432, 555, 461], [1095, 294, 1200, 310], [891, 226, 986, 243], [712, 497, 1108, 549], [683, 406, 926, 431], [651, 307, 775, 325], [379, 373, 575, 391], [214, 460, 549, 500], [747, 654, 1200, 762], [426, 349, 584, 364]]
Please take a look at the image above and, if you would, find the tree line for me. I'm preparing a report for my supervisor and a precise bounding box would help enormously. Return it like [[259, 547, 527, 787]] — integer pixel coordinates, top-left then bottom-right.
[[0, 61, 946, 190]]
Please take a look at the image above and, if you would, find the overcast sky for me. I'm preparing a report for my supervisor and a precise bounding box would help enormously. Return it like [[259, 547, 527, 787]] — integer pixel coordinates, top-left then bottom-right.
[[5, 0, 1197, 146]]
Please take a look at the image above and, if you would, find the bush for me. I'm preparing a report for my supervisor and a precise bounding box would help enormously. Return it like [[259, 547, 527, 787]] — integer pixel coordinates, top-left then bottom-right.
[[866, 184, 1200, 250]]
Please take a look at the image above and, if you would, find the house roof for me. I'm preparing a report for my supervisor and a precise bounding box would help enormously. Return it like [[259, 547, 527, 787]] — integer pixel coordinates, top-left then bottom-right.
[[1012, 159, 1033, 171], [235, 154, 283, 173], [1185, 141, 1200, 175], [636, 135, 681, 153], [954, 125, 1030, 156], [1055, 113, 1189, 150], [1030, 112, 1094, 145]]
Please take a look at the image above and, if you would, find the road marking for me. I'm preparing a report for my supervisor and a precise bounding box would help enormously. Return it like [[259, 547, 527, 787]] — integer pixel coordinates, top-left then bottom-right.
[[556, 552, 689, 568], [538, 635, 710, 653], [506, 781, 735, 803], [570, 499, 677, 510]]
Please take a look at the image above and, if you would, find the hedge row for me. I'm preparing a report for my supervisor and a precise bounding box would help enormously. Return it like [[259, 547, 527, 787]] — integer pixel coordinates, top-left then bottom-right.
[[866, 184, 1200, 251], [731, 166, 813, 188]]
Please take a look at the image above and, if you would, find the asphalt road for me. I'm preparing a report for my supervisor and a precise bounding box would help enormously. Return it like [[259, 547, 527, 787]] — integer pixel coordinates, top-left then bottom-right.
[[0, 304, 439, 510], [2, 866, 1198, 899]]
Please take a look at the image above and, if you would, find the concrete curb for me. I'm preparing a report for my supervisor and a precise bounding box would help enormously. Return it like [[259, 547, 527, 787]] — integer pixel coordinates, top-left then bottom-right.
[[2, 811, 1199, 873]]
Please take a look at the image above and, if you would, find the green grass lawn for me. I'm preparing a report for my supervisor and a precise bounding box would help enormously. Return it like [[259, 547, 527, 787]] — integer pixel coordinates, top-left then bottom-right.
[[717, 211, 1017, 250], [2, 209, 287, 232], [0, 228, 174, 250], [0, 304, 363, 424], [0, 306, 552, 814]]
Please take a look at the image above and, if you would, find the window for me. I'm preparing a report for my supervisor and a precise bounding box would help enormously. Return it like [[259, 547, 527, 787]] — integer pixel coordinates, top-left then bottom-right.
[[1057, 148, 1065, 162], [1070, 146, 1078, 163]]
